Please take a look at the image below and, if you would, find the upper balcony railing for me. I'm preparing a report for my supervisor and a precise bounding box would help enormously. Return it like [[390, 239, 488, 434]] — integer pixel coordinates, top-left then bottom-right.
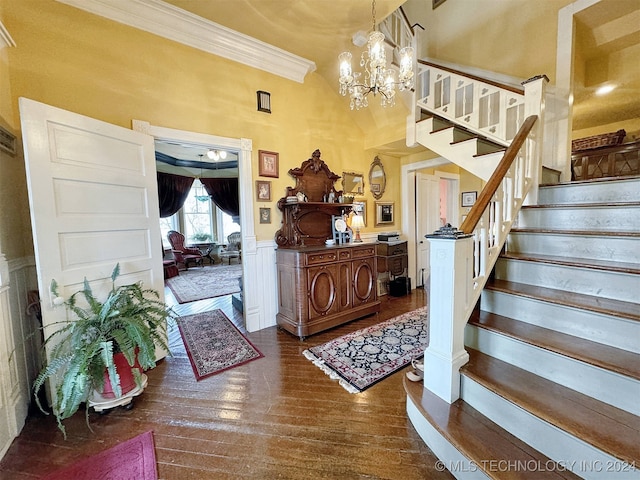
[[415, 61, 527, 147], [379, 7, 414, 67]]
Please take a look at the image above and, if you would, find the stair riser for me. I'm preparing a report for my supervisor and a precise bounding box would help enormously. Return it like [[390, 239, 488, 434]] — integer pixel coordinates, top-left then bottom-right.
[[507, 232, 640, 263], [517, 205, 640, 232], [539, 178, 640, 204], [480, 291, 640, 354], [416, 119, 500, 181], [460, 377, 638, 480], [464, 325, 639, 415], [494, 258, 640, 303], [406, 399, 491, 480]]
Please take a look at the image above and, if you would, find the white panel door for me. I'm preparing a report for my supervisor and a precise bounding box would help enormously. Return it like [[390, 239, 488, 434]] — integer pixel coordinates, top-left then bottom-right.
[[19, 98, 165, 359], [416, 173, 440, 287]]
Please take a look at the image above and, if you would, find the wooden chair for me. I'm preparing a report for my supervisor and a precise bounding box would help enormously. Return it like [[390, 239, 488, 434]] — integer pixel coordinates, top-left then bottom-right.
[[167, 230, 204, 270], [219, 232, 241, 264]]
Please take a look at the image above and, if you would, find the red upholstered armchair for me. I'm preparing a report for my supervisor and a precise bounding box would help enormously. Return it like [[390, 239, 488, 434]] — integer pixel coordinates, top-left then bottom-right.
[[167, 230, 204, 270]]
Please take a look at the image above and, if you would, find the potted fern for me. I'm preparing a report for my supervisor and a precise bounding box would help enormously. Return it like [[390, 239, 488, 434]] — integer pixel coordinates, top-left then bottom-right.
[[33, 264, 172, 437]]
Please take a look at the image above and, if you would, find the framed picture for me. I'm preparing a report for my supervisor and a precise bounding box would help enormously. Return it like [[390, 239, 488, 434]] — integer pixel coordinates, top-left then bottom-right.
[[258, 150, 279, 178], [352, 200, 367, 227], [461, 191, 477, 207], [259, 207, 271, 224], [256, 180, 271, 201], [375, 201, 394, 225]]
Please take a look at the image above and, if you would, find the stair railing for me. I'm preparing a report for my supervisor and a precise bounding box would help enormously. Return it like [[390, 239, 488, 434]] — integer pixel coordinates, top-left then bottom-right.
[[379, 7, 414, 57], [414, 61, 527, 148], [420, 75, 548, 404]]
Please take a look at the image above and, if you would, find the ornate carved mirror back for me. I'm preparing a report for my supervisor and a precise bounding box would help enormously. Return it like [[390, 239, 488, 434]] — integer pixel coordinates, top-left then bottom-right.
[[275, 149, 352, 248]]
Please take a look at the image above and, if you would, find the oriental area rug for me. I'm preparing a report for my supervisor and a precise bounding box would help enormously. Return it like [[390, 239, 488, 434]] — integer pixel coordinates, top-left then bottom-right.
[[43, 431, 157, 480], [166, 264, 242, 304], [303, 307, 429, 393], [176, 310, 264, 381]]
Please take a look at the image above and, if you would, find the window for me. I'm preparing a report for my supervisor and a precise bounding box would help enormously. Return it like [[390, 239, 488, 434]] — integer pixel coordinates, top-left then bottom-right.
[[183, 179, 214, 243], [218, 208, 238, 242], [160, 215, 178, 249]]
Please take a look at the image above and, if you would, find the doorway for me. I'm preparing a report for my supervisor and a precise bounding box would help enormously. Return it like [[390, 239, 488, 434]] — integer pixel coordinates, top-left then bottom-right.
[[132, 120, 265, 332], [401, 158, 460, 288]]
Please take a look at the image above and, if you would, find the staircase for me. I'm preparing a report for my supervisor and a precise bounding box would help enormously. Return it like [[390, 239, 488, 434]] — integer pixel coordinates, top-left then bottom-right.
[[416, 115, 506, 181], [406, 175, 640, 479]]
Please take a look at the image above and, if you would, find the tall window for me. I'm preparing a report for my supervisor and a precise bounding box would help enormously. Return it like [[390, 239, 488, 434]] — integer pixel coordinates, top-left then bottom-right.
[[183, 179, 213, 243], [218, 208, 238, 242], [160, 215, 178, 249]]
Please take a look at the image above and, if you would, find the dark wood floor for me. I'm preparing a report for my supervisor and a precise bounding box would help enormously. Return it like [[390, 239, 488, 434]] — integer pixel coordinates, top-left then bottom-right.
[[0, 286, 453, 479]]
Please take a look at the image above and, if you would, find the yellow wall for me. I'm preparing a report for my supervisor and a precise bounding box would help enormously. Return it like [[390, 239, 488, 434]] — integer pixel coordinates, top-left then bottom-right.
[[0, 5, 31, 259], [1, 0, 388, 257], [407, 0, 574, 84]]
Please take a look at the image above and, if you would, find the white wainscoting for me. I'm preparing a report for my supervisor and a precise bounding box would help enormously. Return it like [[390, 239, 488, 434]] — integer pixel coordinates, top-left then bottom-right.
[[0, 255, 38, 460], [244, 239, 278, 332]]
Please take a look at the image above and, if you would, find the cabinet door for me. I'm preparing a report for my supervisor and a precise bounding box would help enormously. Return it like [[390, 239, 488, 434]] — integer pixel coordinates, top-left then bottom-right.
[[337, 261, 352, 311], [307, 264, 341, 321], [352, 257, 376, 307]]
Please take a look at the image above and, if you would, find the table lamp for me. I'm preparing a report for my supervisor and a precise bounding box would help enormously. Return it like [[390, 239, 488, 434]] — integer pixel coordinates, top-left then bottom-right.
[[351, 214, 365, 243]]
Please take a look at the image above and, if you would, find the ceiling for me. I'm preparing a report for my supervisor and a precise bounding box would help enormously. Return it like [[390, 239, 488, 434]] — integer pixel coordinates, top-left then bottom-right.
[[151, 0, 638, 173]]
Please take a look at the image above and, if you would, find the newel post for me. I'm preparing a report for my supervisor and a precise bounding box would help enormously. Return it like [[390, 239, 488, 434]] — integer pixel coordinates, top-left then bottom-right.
[[423, 226, 474, 403], [522, 74, 549, 206]]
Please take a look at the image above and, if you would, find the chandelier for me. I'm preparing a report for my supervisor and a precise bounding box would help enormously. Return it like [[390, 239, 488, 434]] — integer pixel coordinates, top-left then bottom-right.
[[338, 0, 414, 110], [206, 149, 227, 161]]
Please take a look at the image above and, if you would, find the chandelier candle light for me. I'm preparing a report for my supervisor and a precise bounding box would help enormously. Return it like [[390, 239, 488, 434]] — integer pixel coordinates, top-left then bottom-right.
[[338, 0, 414, 110]]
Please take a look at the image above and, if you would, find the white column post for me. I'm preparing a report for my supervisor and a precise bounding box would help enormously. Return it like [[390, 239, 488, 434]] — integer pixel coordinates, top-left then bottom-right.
[[423, 232, 473, 403], [522, 74, 549, 206]]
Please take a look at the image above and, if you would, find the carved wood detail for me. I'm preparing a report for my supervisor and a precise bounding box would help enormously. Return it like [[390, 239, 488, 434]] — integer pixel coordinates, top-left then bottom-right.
[[275, 149, 352, 248]]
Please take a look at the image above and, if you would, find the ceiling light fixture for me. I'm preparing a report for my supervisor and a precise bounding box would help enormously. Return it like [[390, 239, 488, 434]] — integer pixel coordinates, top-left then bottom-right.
[[338, 0, 414, 110], [595, 84, 616, 96], [206, 149, 227, 161]]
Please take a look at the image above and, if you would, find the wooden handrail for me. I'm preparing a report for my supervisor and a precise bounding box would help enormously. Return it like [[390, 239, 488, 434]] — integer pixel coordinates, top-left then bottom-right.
[[418, 60, 525, 95], [460, 115, 538, 234]]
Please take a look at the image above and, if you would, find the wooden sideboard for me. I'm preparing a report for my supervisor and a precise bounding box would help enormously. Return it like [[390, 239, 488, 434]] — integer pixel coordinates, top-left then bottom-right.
[[276, 243, 380, 339], [376, 241, 409, 296]]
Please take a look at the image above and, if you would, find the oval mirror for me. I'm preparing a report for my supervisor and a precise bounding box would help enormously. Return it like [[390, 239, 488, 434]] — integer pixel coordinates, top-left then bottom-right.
[[368, 156, 386, 200]]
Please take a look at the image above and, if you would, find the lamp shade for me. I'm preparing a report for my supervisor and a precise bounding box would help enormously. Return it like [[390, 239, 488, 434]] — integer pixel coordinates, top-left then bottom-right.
[[351, 214, 365, 229]]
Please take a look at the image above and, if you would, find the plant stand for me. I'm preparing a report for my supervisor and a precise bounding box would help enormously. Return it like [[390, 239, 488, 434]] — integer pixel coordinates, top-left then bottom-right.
[[88, 374, 148, 413]]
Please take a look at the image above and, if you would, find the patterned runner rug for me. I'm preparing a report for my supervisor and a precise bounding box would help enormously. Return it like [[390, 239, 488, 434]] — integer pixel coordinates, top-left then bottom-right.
[[43, 431, 157, 480], [166, 264, 241, 304], [303, 307, 429, 393], [176, 310, 263, 381]]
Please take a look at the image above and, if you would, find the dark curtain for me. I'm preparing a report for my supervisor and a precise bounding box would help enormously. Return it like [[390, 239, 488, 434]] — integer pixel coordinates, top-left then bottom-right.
[[157, 172, 194, 218], [200, 177, 240, 224]]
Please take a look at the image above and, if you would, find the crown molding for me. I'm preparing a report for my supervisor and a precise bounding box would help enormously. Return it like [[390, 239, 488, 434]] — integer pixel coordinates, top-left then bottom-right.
[[56, 0, 316, 83], [0, 21, 16, 49]]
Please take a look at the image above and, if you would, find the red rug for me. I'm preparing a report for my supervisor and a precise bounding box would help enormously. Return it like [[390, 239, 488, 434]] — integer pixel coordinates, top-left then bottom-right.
[[43, 431, 158, 480], [176, 310, 264, 381]]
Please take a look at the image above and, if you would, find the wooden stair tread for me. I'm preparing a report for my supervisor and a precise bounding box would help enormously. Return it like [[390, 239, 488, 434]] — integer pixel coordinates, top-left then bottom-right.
[[547, 174, 640, 186], [404, 378, 581, 479], [461, 349, 640, 465], [469, 310, 640, 380], [510, 228, 640, 237], [485, 278, 640, 321], [500, 251, 640, 274], [523, 201, 639, 208]]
